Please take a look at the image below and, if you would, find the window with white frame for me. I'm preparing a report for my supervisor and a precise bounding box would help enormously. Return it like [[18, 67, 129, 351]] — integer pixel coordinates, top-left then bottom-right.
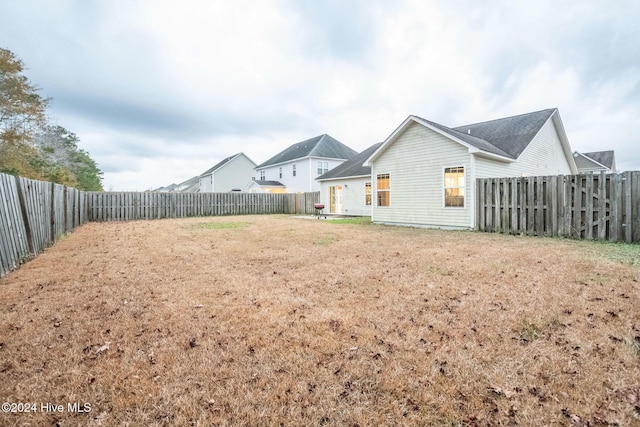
[[292, 164, 296, 177], [444, 166, 465, 207], [365, 182, 372, 205], [376, 174, 390, 206], [260, 170, 265, 180], [317, 161, 329, 174], [279, 167, 282, 179]]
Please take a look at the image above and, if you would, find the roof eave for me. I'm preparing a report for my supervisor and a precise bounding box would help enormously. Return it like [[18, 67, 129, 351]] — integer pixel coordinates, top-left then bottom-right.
[[470, 149, 516, 163], [364, 115, 517, 166], [317, 174, 370, 182], [256, 155, 350, 170], [550, 110, 578, 174]]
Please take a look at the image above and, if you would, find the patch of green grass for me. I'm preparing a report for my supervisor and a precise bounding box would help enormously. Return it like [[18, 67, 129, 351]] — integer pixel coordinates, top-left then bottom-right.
[[191, 221, 248, 230], [518, 321, 543, 343], [603, 244, 640, 265], [577, 240, 640, 265], [328, 217, 372, 225]]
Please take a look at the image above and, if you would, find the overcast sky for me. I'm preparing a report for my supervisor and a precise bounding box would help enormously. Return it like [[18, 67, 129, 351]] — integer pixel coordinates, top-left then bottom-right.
[[2, 0, 639, 190]]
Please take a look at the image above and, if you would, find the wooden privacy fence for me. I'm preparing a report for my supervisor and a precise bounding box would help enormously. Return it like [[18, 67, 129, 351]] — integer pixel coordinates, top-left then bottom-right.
[[476, 171, 640, 243], [86, 191, 319, 221], [0, 173, 88, 277], [0, 171, 319, 277]]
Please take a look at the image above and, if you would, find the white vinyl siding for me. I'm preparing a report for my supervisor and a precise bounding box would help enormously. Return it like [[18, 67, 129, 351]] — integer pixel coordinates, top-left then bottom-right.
[[199, 175, 213, 192], [256, 157, 347, 192], [199, 154, 257, 192], [319, 176, 373, 216], [371, 123, 472, 227], [474, 117, 572, 179]]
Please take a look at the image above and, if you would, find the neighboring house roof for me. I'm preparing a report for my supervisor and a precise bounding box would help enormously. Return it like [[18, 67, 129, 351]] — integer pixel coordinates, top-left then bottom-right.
[[577, 150, 616, 170], [317, 142, 383, 181], [365, 108, 575, 172], [154, 183, 178, 192], [248, 180, 286, 188], [176, 176, 200, 192], [199, 152, 256, 177], [255, 134, 358, 169]]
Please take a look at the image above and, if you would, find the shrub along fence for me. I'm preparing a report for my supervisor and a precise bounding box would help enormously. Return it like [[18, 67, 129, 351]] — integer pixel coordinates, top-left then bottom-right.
[[476, 171, 640, 243], [0, 172, 319, 277]]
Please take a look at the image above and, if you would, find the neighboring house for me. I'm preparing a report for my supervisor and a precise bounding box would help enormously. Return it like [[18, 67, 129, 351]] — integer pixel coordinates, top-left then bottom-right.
[[247, 180, 287, 193], [254, 134, 358, 193], [573, 150, 616, 174], [175, 175, 200, 192], [363, 108, 578, 229], [317, 143, 382, 216], [199, 152, 257, 193], [154, 183, 178, 192]]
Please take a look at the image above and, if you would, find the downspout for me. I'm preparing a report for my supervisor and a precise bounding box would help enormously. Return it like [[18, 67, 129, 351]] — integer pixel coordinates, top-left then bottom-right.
[[470, 153, 476, 229], [370, 164, 375, 222]]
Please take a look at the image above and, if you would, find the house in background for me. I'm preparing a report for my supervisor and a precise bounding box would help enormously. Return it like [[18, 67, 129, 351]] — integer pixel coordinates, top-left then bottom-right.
[[175, 175, 200, 192], [573, 150, 616, 174], [153, 183, 178, 192], [317, 143, 382, 216], [246, 180, 287, 193], [253, 134, 358, 193], [363, 108, 578, 229], [199, 152, 257, 193]]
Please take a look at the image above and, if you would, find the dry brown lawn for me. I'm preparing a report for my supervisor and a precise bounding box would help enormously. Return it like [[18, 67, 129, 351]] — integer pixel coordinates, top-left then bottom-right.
[[0, 215, 639, 426]]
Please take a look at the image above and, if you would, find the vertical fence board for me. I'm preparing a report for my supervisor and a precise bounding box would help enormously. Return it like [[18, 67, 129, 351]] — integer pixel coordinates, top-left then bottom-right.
[[598, 172, 607, 240], [585, 174, 594, 239], [609, 173, 621, 242], [632, 172, 640, 243]]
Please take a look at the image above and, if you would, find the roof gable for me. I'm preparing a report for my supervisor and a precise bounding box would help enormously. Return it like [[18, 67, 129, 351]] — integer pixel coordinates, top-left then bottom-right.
[[365, 108, 572, 169], [199, 153, 256, 177], [581, 150, 615, 169], [256, 134, 358, 169], [317, 142, 383, 180]]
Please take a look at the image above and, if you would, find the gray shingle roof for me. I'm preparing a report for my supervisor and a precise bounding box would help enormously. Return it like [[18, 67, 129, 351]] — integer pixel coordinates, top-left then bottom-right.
[[573, 153, 601, 170], [153, 183, 178, 192], [199, 153, 242, 177], [452, 108, 556, 158], [412, 108, 556, 159], [256, 134, 358, 169], [250, 180, 285, 187], [413, 116, 512, 158], [317, 142, 383, 180], [177, 175, 200, 192], [581, 150, 615, 169]]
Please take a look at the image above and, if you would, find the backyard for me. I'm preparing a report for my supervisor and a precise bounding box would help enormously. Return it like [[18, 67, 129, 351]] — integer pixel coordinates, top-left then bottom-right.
[[0, 215, 638, 426]]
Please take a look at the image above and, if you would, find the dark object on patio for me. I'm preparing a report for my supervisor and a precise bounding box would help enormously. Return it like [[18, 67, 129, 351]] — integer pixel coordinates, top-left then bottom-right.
[[314, 203, 326, 219]]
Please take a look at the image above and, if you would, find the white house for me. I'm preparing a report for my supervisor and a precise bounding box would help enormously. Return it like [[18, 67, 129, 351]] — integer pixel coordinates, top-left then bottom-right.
[[199, 152, 257, 193], [246, 180, 287, 193], [317, 143, 382, 216], [573, 150, 616, 174], [363, 108, 578, 229], [253, 134, 357, 193]]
